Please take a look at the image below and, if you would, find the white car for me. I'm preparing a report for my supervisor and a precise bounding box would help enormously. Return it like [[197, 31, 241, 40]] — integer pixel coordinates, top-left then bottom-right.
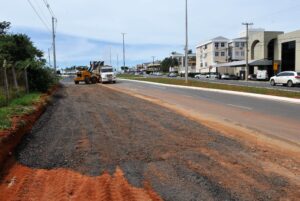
[[195, 74, 206, 79], [270, 71, 300, 87], [221, 74, 230, 80]]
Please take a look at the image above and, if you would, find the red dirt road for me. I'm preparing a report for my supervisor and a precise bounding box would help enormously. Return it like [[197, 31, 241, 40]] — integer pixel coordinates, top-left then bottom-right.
[[0, 82, 300, 200]]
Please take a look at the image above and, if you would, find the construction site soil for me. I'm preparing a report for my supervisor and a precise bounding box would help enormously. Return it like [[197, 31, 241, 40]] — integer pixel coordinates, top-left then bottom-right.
[[0, 81, 299, 201]]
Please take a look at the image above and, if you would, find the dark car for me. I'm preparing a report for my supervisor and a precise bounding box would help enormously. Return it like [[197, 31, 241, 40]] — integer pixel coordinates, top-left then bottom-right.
[[229, 74, 240, 80]]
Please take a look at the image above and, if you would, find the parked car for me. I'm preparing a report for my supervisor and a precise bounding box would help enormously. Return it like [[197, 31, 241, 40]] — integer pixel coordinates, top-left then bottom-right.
[[206, 73, 219, 79], [270, 71, 300, 87], [221, 74, 230, 80], [195, 74, 206, 79], [257, 70, 269, 80], [248, 74, 257, 80], [168, 73, 178, 77], [228, 74, 240, 80], [153, 72, 163, 76]]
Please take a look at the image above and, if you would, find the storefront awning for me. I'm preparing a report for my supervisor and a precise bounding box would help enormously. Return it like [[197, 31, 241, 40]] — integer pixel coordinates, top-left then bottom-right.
[[214, 59, 272, 68]]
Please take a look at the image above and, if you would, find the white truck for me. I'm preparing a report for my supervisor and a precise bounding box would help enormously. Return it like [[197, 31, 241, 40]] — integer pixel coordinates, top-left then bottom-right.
[[99, 66, 117, 83], [256, 70, 269, 81]]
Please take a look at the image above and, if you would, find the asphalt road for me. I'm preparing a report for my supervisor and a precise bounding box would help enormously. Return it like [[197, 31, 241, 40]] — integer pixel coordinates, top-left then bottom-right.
[[109, 79, 300, 147], [147, 75, 300, 92]]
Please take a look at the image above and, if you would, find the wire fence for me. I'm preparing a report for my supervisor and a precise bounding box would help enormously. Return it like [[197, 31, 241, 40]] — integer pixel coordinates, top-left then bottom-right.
[[0, 67, 28, 107]]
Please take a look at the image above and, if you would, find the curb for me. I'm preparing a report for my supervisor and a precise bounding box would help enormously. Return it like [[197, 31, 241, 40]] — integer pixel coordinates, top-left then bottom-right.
[[118, 79, 300, 104]]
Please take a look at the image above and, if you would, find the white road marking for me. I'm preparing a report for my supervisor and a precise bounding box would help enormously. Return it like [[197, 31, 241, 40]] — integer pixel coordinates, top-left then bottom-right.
[[227, 104, 253, 110]]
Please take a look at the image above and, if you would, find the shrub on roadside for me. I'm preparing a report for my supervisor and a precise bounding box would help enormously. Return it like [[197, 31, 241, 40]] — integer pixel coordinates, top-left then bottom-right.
[[28, 67, 58, 93]]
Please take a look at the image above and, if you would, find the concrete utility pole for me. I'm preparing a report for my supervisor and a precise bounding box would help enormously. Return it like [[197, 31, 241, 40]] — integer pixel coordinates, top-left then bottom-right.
[[48, 48, 51, 67], [242, 22, 253, 81], [185, 0, 189, 83], [121, 33, 126, 68], [52, 17, 57, 72]]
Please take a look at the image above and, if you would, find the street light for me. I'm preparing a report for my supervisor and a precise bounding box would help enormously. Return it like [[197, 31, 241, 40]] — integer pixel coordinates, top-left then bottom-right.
[[185, 0, 189, 83], [242, 22, 253, 81]]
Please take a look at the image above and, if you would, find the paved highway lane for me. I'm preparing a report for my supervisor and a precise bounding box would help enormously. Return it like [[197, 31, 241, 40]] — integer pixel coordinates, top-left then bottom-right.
[[108, 80, 300, 146]]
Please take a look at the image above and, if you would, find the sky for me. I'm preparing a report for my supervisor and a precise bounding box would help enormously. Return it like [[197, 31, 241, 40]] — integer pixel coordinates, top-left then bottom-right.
[[1, 0, 300, 69]]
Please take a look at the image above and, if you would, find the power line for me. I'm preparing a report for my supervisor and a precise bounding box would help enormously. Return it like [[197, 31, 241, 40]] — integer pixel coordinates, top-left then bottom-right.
[[27, 0, 51, 32], [42, 0, 56, 18]]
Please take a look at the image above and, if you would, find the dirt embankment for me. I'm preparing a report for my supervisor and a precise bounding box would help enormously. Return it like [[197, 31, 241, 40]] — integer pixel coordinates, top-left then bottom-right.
[[0, 85, 59, 169], [0, 83, 299, 201]]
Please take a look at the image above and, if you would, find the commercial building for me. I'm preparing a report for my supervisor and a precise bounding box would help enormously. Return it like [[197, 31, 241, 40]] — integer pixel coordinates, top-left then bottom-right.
[[170, 51, 197, 73], [196, 28, 300, 78]]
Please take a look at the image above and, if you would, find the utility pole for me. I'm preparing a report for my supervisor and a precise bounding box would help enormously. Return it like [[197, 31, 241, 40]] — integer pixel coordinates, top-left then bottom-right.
[[121, 33, 126, 69], [242, 22, 253, 81], [110, 47, 112, 66], [117, 54, 119, 70], [52, 17, 57, 72], [185, 0, 189, 83], [152, 56, 155, 65], [48, 48, 51, 67]]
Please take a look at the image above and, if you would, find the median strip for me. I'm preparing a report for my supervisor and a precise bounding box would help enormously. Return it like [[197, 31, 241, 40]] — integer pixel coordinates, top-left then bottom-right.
[[118, 77, 300, 104]]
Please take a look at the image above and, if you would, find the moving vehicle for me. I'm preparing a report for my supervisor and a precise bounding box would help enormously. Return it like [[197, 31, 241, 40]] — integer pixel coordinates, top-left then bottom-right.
[[74, 65, 100, 85], [100, 66, 117, 83], [256, 70, 269, 80], [270, 71, 300, 87]]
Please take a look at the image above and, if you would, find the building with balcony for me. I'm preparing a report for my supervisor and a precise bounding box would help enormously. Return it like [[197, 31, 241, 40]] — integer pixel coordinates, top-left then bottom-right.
[[196, 36, 229, 73], [170, 51, 197, 73]]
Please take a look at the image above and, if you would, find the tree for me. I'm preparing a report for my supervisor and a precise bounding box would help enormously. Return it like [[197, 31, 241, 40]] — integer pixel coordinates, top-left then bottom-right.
[[0, 21, 10, 35], [160, 57, 179, 72]]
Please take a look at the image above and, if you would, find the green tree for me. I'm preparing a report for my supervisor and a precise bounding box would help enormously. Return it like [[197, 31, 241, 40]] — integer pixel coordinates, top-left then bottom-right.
[[0, 21, 10, 35], [160, 57, 179, 72]]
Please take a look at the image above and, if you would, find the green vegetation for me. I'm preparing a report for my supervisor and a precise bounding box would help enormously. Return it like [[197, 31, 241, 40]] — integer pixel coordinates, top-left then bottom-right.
[[1, 21, 58, 106], [0, 93, 41, 130], [117, 74, 144, 79], [121, 77, 300, 99]]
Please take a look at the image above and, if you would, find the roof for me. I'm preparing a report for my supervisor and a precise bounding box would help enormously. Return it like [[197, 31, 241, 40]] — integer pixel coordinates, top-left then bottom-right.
[[214, 59, 272, 68], [196, 36, 229, 48]]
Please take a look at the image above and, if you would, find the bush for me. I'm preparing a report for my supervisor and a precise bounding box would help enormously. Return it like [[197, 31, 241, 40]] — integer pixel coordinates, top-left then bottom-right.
[[27, 67, 58, 93]]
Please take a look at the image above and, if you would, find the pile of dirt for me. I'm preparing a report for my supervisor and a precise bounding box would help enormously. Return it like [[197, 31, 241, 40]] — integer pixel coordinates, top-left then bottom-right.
[[0, 161, 162, 201]]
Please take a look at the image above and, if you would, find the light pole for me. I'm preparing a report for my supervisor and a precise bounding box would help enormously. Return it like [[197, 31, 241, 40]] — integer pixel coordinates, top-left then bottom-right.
[[121, 33, 126, 69], [242, 22, 253, 81], [185, 0, 189, 83], [52, 17, 57, 72]]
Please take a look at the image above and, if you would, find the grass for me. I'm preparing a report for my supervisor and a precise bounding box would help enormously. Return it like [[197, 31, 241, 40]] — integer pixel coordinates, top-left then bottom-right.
[[120, 77, 300, 99], [0, 93, 42, 130]]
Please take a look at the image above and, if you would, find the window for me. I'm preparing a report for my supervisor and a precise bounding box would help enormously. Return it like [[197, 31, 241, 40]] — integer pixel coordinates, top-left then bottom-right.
[[221, 52, 225, 56], [204, 45, 207, 49], [215, 52, 219, 56], [205, 62, 207, 67], [235, 51, 239, 56], [298, 72, 300, 76], [241, 51, 245, 56], [221, 42, 225, 47], [200, 63, 203, 67], [241, 42, 245, 47], [215, 43, 219, 48], [235, 42, 239, 47], [287, 73, 295, 76]]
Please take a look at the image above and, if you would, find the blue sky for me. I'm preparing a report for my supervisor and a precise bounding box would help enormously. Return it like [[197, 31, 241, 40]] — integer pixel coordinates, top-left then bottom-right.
[[1, 0, 300, 69]]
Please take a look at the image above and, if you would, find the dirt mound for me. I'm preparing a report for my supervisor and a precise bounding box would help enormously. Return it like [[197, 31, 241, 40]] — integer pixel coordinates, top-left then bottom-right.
[[0, 162, 162, 201]]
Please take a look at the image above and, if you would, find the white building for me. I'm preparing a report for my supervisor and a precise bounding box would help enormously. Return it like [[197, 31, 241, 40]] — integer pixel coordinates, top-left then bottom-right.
[[196, 36, 229, 73], [170, 51, 197, 73]]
